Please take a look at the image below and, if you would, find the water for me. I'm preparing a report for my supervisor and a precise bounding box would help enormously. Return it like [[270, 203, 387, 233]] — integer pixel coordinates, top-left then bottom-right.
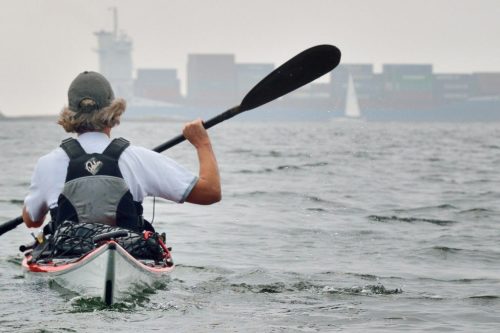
[[0, 119, 499, 332]]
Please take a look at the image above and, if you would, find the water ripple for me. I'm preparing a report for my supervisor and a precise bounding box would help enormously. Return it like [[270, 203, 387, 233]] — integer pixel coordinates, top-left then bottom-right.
[[322, 284, 403, 295], [368, 215, 458, 226]]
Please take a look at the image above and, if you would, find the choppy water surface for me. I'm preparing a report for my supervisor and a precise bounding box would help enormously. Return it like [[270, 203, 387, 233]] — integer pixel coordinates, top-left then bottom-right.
[[0, 119, 499, 332]]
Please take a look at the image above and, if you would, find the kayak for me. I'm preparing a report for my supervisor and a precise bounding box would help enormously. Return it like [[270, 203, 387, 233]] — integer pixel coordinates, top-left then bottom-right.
[[21, 224, 174, 305]]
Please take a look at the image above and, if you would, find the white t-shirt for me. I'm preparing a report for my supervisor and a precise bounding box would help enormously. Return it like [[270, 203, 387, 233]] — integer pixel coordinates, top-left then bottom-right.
[[24, 132, 198, 222]]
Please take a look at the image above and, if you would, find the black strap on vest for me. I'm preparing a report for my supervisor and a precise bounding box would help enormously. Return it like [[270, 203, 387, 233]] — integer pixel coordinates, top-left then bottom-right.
[[60, 137, 130, 160], [102, 138, 130, 160], [60, 138, 86, 159]]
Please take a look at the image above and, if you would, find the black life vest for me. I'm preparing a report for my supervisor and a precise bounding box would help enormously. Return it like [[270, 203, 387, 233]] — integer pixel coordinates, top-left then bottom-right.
[[54, 137, 145, 232]]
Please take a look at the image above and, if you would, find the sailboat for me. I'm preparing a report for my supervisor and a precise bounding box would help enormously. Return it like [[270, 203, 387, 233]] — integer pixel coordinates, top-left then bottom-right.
[[344, 73, 362, 118]]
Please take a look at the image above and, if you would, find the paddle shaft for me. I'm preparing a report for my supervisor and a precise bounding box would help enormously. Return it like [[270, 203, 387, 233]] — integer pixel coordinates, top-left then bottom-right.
[[0, 216, 24, 236], [5, 105, 248, 233], [6, 104, 255, 233], [153, 106, 240, 153], [2, 106, 242, 235]]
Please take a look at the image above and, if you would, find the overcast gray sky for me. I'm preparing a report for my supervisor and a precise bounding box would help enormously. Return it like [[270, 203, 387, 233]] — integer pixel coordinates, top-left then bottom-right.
[[1, 0, 499, 116]]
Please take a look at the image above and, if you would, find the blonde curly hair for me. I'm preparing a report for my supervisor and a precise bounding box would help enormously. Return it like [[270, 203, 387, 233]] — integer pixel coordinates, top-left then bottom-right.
[[58, 98, 126, 133]]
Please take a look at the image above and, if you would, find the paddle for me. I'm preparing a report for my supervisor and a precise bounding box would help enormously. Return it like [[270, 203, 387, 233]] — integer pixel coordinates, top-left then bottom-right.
[[0, 216, 24, 236], [0, 44, 341, 236], [153, 44, 341, 152]]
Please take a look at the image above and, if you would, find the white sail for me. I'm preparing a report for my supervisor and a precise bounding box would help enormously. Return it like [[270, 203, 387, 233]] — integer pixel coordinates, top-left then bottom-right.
[[345, 74, 361, 118]]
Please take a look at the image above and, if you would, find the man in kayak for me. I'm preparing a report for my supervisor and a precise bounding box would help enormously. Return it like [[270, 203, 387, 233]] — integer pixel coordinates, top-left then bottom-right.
[[22, 71, 221, 232]]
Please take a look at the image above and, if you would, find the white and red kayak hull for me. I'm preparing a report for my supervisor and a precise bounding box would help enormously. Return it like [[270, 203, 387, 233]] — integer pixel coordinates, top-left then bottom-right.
[[22, 241, 174, 305]]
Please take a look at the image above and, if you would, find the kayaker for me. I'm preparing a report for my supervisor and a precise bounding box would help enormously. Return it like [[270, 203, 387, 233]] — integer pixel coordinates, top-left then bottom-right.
[[22, 71, 221, 232]]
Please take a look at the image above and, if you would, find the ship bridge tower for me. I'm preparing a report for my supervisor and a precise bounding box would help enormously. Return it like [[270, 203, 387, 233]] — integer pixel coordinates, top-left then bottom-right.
[[94, 7, 133, 99]]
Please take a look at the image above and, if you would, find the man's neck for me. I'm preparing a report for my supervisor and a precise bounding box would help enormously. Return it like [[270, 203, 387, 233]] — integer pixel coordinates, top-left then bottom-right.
[[78, 128, 111, 137], [103, 127, 111, 137]]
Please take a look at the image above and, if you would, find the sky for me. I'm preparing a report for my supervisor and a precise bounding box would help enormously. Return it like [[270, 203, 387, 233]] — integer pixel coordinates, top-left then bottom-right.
[[0, 0, 499, 116]]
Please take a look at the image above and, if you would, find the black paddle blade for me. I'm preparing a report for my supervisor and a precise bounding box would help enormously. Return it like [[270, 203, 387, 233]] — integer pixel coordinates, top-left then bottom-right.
[[240, 44, 341, 112]]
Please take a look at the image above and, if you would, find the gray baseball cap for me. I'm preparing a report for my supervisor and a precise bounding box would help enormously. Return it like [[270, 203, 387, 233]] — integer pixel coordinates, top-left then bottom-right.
[[68, 71, 115, 113]]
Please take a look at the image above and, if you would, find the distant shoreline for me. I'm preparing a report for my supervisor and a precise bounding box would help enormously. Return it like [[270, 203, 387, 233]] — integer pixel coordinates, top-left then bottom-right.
[[1, 111, 500, 123], [0, 115, 57, 121], [0, 114, 185, 123]]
